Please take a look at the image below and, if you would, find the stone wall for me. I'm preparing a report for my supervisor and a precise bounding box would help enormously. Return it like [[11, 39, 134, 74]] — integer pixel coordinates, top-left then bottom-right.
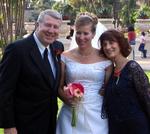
[[24, 19, 150, 37], [24, 19, 150, 56]]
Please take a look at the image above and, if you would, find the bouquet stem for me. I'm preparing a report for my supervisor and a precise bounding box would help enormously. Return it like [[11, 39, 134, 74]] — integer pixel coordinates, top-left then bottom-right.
[[71, 106, 76, 127]]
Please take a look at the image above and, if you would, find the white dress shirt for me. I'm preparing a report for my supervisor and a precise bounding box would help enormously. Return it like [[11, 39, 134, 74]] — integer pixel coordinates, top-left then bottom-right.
[[33, 32, 56, 77]]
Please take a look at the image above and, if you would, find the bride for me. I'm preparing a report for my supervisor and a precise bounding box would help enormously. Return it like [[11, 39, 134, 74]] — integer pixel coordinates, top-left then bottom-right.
[[69, 20, 107, 49], [56, 12, 111, 134]]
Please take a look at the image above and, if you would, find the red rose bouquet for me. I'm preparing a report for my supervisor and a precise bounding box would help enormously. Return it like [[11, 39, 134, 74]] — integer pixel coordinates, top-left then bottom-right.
[[64, 83, 84, 127]]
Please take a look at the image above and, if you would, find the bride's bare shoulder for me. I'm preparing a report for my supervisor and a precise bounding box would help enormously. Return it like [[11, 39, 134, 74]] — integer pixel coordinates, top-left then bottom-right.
[[95, 48, 109, 61], [62, 48, 77, 58]]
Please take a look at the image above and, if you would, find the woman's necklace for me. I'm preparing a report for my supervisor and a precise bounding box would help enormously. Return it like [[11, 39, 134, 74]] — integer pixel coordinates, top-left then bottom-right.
[[113, 59, 128, 85]]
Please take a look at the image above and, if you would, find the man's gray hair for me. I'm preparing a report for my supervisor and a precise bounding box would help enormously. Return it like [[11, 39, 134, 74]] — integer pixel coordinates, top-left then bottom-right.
[[37, 9, 62, 23]]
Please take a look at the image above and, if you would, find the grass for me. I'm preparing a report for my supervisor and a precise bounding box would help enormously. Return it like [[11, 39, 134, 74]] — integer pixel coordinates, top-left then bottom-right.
[[0, 71, 149, 134], [0, 129, 3, 134], [146, 71, 150, 81]]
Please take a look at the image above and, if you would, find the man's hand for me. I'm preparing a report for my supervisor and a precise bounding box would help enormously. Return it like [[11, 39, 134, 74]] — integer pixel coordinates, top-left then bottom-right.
[[4, 128, 17, 134]]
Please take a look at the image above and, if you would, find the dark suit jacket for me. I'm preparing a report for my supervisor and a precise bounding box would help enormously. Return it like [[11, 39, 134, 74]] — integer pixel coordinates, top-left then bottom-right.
[[0, 34, 64, 134]]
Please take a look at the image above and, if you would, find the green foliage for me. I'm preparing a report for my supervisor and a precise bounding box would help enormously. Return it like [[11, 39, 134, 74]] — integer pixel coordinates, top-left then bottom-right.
[[138, 4, 150, 19], [103, 0, 113, 5], [128, 0, 136, 8], [97, 6, 112, 18], [29, 0, 56, 10], [119, 5, 128, 27], [52, 2, 77, 21], [62, 4, 75, 16], [119, 0, 138, 28], [68, 0, 113, 18], [26, 0, 40, 9], [29, 10, 40, 22], [146, 71, 150, 82], [0, 14, 3, 23], [52, 2, 64, 13], [80, 6, 87, 12], [0, 40, 5, 48], [119, 0, 150, 27], [130, 10, 138, 24], [121, 2, 150, 27]]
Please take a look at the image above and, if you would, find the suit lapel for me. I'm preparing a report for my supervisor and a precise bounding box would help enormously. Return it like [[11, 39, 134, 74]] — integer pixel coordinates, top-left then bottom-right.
[[28, 35, 54, 88], [50, 44, 61, 91]]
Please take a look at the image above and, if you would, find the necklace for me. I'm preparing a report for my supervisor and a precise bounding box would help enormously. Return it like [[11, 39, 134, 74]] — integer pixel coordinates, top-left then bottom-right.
[[113, 59, 128, 85], [77, 48, 95, 57]]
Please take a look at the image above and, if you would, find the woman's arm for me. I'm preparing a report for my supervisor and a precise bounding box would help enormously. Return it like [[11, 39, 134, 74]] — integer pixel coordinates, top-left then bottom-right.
[[129, 61, 150, 118], [104, 64, 113, 85]]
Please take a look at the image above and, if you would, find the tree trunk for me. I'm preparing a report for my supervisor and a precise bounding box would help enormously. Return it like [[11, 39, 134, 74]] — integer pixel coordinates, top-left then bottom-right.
[[0, 0, 25, 54]]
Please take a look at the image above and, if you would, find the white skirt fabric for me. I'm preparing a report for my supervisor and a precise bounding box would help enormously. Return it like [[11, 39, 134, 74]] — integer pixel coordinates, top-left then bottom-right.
[[56, 56, 111, 134], [56, 94, 108, 134]]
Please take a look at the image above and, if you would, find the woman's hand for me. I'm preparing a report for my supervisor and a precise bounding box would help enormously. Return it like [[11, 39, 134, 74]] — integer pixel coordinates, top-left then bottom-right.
[[4, 128, 17, 134], [99, 83, 105, 96], [59, 86, 81, 106]]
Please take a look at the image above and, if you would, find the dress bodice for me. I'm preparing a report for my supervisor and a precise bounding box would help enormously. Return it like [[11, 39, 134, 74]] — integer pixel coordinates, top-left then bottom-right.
[[56, 55, 111, 134], [62, 55, 111, 98]]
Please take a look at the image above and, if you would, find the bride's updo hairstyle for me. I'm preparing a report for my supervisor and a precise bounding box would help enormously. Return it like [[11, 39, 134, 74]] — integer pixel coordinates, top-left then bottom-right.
[[75, 12, 98, 33]]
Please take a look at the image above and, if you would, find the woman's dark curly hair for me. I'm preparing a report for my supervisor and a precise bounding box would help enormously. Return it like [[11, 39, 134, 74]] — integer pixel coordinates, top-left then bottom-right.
[[99, 29, 132, 57]]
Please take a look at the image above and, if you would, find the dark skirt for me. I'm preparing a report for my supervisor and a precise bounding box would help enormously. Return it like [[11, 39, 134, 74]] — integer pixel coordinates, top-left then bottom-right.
[[108, 115, 150, 134]]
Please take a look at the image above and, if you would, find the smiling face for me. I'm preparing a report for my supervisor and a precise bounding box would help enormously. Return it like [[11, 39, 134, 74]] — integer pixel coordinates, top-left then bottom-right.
[[75, 24, 95, 49], [102, 40, 122, 60], [36, 15, 61, 47], [100, 30, 132, 58]]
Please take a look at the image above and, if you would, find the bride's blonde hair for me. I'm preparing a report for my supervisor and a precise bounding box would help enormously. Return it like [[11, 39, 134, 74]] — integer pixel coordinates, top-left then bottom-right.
[[75, 12, 98, 33]]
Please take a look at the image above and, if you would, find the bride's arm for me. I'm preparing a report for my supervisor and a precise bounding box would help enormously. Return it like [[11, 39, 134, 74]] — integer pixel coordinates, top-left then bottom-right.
[[58, 61, 74, 106], [99, 64, 113, 96], [104, 64, 113, 85]]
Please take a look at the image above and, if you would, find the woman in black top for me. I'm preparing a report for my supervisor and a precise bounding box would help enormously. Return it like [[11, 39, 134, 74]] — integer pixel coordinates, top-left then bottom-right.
[[99, 29, 150, 134]]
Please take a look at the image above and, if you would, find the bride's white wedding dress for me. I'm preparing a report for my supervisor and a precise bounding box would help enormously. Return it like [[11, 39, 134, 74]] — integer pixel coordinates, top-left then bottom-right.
[[56, 55, 111, 134]]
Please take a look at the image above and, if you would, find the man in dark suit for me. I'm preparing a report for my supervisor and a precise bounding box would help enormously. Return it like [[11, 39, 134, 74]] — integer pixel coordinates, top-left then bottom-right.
[[0, 9, 64, 134]]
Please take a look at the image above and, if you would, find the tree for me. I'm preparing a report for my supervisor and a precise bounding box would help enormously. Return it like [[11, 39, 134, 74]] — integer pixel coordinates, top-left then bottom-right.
[[119, 0, 137, 28], [0, 0, 25, 54], [138, 4, 150, 19], [68, 0, 113, 18], [113, 0, 121, 28], [29, 0, 55, 10]]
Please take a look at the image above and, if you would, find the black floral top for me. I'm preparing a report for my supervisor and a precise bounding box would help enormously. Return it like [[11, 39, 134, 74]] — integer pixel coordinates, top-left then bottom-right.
[[102, 60, 150, 121]]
